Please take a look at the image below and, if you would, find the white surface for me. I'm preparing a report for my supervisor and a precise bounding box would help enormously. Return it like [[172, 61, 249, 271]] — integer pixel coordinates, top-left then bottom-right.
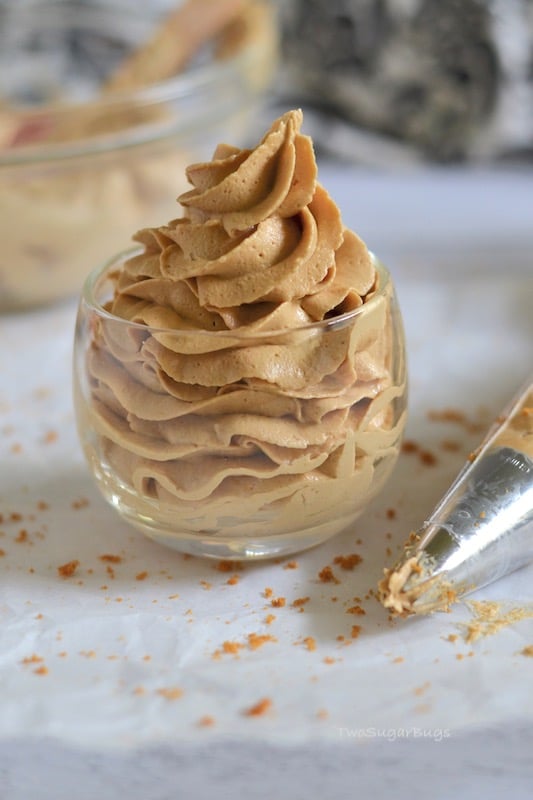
[[0, 163, 533, 799]]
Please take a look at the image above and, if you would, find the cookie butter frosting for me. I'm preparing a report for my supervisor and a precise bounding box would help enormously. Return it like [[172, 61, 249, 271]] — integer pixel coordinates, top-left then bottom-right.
[[81, 109, 407, 545]]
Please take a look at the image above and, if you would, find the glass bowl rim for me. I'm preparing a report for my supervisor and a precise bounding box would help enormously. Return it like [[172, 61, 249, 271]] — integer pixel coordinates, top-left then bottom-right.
[[0, 0, 276, 166], [79, 247, 393, 340]]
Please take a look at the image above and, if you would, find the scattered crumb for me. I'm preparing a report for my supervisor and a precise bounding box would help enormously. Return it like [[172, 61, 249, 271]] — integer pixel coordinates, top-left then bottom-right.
[[520, 645, 533, 657], [264, 614, 276, 625], [302, 637, 316, 652], [316, 709, 329, 720], [247, 633, 277, 650], [0, 549, 5, 557], [243, 697, 272, 717], [413, 681, 431, 697], [200, 580, 212, 590], [427, 407, 486, 435], [401, 440, 418, 454], [333, 553, 363, 570], [263, 587, 273, 599], [57, 559, 80, 578], [419, 449, 437, 466], [197, 715, 216, 728], [284, 560, 298, 569], [462, 600, 533, 643], [351, 625, 362, 639], [156, 687, 183, 701], [271, 597, 286, 608], [444, 634, 458, 644], [440, 439, 461, 452], [318, 566, 340, 584], [21, 654, 44, 665], [323, 657, 337, 665], [221, 641, 244, 656], [71, 497, 89, 510], [226, 575, 240, 585], [136, 571, 148, 581], [428, 408, 466, 425], [33, 665, 48, 676], [215, 560, 243, 572], [401, 439, 437, 466], [37, 501, 49, 511], [42, 430, 58, 445], [346, 604, 366, 616], [392, 656, 404, 664], [292, 596, 310, 608], [386, 508, 396, 520], [15, 529, 28, 543], [99, 554, 122, 564]]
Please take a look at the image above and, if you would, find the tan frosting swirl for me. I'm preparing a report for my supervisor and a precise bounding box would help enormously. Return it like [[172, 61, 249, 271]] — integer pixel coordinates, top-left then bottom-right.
[[84, 109, 406, 540]]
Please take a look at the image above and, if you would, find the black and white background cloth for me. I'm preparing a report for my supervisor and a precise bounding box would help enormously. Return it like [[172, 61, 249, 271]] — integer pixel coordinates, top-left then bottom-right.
[[278, 0, 533, 164]]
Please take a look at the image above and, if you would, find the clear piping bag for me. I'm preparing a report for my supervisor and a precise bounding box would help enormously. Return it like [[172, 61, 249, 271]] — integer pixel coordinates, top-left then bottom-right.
[[379, 375, 533, 616]]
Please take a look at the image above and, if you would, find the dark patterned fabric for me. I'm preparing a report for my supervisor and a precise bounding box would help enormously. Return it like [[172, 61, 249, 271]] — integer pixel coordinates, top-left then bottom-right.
[[279, 0, 533, 162]]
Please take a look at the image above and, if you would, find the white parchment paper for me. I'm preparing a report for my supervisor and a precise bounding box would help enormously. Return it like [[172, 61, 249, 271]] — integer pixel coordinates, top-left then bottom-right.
[[0, 165, 532, 762]]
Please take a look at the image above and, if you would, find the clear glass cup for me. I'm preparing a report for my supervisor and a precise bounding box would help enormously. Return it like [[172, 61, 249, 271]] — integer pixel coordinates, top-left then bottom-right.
[[73, 250, 408, 560]]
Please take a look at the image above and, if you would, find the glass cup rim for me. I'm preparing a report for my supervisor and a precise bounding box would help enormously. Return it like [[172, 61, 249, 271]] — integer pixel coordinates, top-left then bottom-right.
[[80, 247, 392, 340]]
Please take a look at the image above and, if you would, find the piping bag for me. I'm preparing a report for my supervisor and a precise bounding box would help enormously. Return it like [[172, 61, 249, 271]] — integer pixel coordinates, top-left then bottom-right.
[[379, 375, 533, 616]]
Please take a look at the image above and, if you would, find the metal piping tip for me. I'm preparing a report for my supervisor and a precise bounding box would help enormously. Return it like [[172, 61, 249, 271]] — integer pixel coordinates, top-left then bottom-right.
[[379, 376, 533, 616]]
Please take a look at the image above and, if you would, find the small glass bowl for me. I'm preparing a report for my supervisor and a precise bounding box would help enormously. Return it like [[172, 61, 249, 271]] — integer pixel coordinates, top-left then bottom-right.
[[0, 0, 277, 311], [73, 250, 407, 560]]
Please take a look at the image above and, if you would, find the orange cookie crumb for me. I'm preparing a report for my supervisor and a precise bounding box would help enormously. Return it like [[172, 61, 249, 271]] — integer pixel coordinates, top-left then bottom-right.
[[292, 596, 310, 608], [346, 604, 366, 616], [156, 687, 183, 701], [318, 566, 339, 584], [247, 633, 277, 650], [57, 559, 80, 578], [243, 697, 272, 717], [333, 553, 363, 570], [197, 715, 216, 727], [99, 554, 122, 564]]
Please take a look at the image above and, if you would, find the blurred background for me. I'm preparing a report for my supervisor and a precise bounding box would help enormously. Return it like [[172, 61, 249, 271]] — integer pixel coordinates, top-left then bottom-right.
[[4, 0, 533, 163], [276, 0, 533, 166]]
